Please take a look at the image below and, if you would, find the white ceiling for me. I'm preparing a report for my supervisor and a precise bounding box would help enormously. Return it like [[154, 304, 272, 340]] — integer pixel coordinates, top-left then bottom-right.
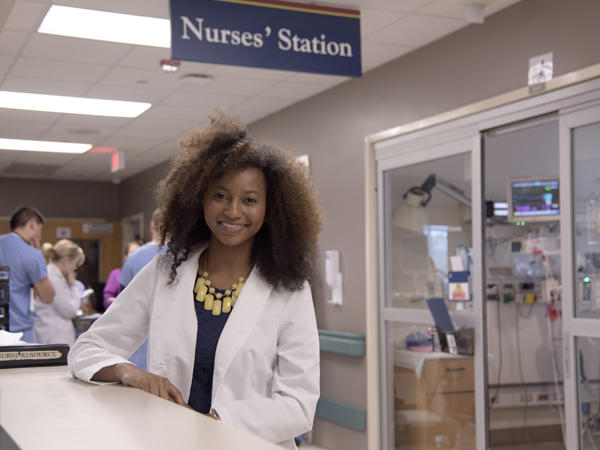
[[0, 0, 520, 182]]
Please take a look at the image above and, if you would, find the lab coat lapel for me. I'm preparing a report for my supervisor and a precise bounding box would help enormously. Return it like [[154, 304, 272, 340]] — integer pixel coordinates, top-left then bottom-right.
[[212, 268, 272, 397]]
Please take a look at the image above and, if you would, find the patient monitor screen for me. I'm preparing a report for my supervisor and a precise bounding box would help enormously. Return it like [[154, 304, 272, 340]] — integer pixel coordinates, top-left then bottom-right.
[[510, 178, 560, 220]]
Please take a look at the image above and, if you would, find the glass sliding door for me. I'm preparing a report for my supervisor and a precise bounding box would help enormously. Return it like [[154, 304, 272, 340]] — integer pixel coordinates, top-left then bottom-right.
[[377, 136, 486, 449], [560, 104, 600, 450]]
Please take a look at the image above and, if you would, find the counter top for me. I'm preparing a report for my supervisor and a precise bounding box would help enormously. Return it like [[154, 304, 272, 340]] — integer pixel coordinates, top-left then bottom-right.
[[0, 366, 282, 450]]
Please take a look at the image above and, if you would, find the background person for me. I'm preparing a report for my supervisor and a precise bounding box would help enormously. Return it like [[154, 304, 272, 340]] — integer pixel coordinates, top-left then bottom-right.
[[0, 206, 55, 342], [119, 211, 166, 290], [103, 240, 141, 309], [69, 109, 324, 448], [34, 240, 85, 346]]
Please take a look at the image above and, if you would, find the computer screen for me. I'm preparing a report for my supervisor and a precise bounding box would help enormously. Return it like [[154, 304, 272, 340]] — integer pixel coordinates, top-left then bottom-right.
[[508, 177, 560, 222]]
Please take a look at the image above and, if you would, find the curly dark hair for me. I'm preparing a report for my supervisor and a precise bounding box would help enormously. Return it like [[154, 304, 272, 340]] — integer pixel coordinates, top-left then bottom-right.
[[155, 109, 325, 292]]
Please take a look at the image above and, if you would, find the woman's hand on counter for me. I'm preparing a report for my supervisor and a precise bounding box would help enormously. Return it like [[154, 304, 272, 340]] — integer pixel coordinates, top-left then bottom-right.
[[92, 363, 187, 407]]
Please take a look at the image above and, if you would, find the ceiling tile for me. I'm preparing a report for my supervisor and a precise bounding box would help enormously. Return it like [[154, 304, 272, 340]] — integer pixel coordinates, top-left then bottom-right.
[[122, 147, 152, 161], [0, 150, 22, 162], [4, 1, 45, 31], [11, 56, 109, 83], [366, 13, 465, 47], [233, 96, 297, 113], [0, 107, 60, 124], [0, 118, 53, 138], [40, 125, 116, 146], [161, 91, 246, 110], [286, 72, 351, 86], [361, 42, 413, 72], [109, 126, 177, 142], [141, 104, 214, 121], [136, 144, 181, 163], [205, 64, 294, 81], [54, 114, 134, 130], [171, 59, 215, 75], [50, 165, 109, 179], [22, 34, 133, 65], [0, 29, 28, 56], [360, 9, 404, 38], [324, 0, 435, 13], [0, 55, 14, 75], [186, 76, 276, 97], [417, 0, 521, 22], [416, 0, 520, 19], [117, 45, 175, 70], [259, 82, 330, 101], [417, 0, 470, 20], [127, 116, 196, 134], [100, 66, 183, 90], [86, 84, 171, 103], [99, 135, 165, 152], [15, 151, 80, 165], [59, 153, 113, 170], [1, 75, 92, 96]]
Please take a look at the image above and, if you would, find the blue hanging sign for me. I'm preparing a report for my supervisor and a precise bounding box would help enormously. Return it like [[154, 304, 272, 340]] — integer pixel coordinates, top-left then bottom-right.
[[169, 0, 362, 77]]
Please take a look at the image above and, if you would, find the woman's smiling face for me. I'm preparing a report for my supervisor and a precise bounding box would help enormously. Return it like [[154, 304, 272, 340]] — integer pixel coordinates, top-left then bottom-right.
[[203, 167, 267, 250]]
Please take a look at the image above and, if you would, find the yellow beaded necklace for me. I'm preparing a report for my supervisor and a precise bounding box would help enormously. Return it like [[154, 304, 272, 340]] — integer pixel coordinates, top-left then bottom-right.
[[193, 249, 253, 316]]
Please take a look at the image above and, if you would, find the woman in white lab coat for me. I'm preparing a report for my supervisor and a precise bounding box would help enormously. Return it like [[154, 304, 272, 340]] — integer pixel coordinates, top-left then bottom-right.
[[69, 109, 325, 449], [35, 239, 85, 346]]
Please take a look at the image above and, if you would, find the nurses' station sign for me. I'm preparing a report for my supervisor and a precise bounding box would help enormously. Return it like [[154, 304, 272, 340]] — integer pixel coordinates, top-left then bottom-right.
[[169, 0, 362, 77]]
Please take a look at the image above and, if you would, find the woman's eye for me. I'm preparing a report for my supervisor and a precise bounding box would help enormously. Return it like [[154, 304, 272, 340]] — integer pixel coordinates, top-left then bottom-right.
[[215, 193, 226, 199], [245, 198, 257, 203]]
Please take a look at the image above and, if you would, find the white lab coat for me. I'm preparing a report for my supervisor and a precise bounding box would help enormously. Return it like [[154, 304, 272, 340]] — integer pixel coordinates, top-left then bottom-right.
[[68, 244, 320, 449], [34, 263, 80, 346]]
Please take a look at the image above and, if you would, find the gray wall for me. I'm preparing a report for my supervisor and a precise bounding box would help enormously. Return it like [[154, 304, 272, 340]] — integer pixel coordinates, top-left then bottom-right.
[[0, 178, 120, 221], [246, 0, 600, 448]]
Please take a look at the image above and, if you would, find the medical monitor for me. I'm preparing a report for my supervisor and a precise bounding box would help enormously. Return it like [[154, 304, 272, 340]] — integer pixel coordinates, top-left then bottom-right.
[[508, 176, 560, 222]]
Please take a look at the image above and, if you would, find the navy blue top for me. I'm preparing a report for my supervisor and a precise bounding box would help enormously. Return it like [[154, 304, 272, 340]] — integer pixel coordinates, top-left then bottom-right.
[[188, 273, 232, 414]]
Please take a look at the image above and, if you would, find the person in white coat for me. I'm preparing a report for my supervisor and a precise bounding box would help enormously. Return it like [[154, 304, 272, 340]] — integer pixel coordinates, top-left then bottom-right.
[[35, 239, 85, 346], [68, 109, 325, 449]]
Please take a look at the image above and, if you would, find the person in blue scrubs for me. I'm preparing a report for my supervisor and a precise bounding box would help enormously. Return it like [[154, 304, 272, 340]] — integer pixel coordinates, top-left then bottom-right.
[[0, 207, 55, 342], [119, 210, 167, 370]]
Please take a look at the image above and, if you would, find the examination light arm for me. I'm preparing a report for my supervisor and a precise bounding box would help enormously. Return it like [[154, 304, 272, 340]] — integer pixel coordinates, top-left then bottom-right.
[[416, 174, 472, 208]]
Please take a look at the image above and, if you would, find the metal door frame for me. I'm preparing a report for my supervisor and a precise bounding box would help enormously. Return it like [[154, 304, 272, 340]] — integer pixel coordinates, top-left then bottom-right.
[[375, 131, 486, 450]]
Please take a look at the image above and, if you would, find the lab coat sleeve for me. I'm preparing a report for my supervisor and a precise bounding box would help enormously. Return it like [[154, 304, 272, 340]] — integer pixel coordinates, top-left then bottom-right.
[[48, 268, 81, 319], [215, 284, 320, 444], [68, 255, 160, 384]]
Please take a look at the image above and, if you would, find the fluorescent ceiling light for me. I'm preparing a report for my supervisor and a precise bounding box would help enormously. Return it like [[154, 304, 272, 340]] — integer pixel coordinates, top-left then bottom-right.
[[38, 5, 170, 48], [0, 91, 151, 118], [0, 138, 92, 154]]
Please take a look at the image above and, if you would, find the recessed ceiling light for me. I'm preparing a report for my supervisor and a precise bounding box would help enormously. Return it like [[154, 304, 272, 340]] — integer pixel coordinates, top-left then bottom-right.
[[0, 91, 151, 118], [0, 138, 92, 154], [38, 5, 170, 48]]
